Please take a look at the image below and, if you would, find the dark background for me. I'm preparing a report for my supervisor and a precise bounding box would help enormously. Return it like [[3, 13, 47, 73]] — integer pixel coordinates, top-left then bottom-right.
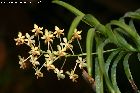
[[0, 0, 140, 93]]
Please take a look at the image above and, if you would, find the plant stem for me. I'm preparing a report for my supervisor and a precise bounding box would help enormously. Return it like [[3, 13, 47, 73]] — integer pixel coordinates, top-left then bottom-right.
[[66, 48, 117, 57]]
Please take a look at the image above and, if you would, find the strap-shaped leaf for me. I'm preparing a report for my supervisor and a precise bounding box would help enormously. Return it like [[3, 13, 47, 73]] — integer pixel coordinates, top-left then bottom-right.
[[129, 19, 137, 32], [123, 53, 133, 80], [52, 0, 85, 16], [119, 18, 137, 33], [124, 12, 140, 20], [83, 14, 100, 27], [105, 24, 119, 44], [114, 31, 136, 51], [52, 1, 107, 36], [110, 20, 138, 39], [123, 53, 138, 91], [105, 50, 119, 75], [110, 20, 140, 50], [119, 17, 125, 23], [86, 28, 95, 76], [95, 57, 103, 93], [111, 52, 125, 93], [114, 28, 129, 37], [67, 16, 84, 40], [96, 37, 115, 93], [83, 14, 106, 35]]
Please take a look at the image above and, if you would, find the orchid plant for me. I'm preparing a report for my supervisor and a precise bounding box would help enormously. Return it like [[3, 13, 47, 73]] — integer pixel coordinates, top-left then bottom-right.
[[14, 0, 140, 93]]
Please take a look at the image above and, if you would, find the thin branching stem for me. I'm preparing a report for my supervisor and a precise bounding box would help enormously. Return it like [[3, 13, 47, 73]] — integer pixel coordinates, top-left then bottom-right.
[[77, 39, 83, 54], [61, 57, 67, 70], [66, 48, 118, 57]]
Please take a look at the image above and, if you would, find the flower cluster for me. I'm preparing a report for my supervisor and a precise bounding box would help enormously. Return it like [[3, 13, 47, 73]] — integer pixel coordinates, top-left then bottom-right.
[[14, 24, 87, 82]]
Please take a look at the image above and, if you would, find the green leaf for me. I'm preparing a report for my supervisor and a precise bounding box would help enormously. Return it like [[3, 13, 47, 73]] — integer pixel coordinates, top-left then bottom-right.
[[83, 14, 100, 27], [129, 20, 137, 32], [105, 50, 119, 75], [67, 16, 84, 40], [105, 24, 118, 44], [52, 0, 85, 16], [96, 37, 115, 93], [111, 52, 125, 93], [111, 20, 140, 51], [119, 17, 125, 23], [86, 28, 95, 76], [124, 12, 140, 20], [95, 57, 104, 93], [83, 14, 106, 35], [110, 20, 140, 50], [110, 20, 138, 39], [123, 53, 133, 80], [52, 1, 107, 36], [114, 31, 136, 51], [123, 53, 138, 91], [114, 28, 129, 37]]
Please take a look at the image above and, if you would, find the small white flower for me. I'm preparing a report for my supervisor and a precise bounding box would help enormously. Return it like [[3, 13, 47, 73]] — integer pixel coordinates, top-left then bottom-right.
[[54, 68, 65, 80], [41, 29, 54, 44], [18, 56, 27, 69], [71, 29, 82, 40], [53, 45, 67, 57], [53, 26, 64, 38], [66, 70, 78, 82], [32, 24, 43, 36], [25, 33, 35, 46], [44, 50, 56, 61], [29, 46, 40, 56], [30, 56, 40, 67], [35, 68, 43, 79], [44, 59, 55, 71], [76, 57, 87, 69], [61, 38, 73, 50], [14, 32, 25, 45]]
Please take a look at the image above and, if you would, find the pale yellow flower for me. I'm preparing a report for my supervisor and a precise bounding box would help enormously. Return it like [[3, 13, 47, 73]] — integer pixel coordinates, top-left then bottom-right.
[[30, 56, 40, 67], [71, 29, 82, 40], [54, 68, 65, 80], [53, 26, 64, 38], [32, 24, 43, 36], [25, 33, 35, 46], [29, 46, 40, 56], [18, 56, 27, 69], [44, 60, 55, 71], [35, 68, 43, 79], [61, 38, 73, 50], [41, 29, 54, 44], [76, 57, 87, 69], [66, 70, 78, 82], [44, 50, 56, 61], [14, 32, 25, 45], [53, 45, 67, 57]]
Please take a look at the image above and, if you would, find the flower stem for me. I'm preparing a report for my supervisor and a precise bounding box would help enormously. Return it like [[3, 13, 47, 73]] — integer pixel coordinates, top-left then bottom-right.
[[66, 48, 117, 57], [77, 39, 83, 54]]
